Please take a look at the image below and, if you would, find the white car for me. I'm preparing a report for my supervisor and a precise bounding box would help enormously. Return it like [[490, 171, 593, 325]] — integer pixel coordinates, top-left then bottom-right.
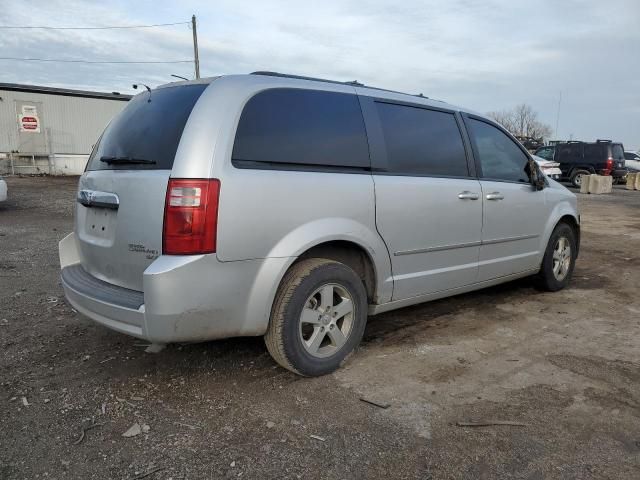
[[0, 177, 7, 202], [533, 155, 562, 180], [624, 151, 640, 172]]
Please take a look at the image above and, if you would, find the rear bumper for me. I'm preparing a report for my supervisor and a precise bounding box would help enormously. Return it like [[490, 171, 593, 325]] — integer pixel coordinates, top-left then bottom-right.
[[59, 233, 291, 343], [611, 168, 627, 179], [62, 270, 146, 338]]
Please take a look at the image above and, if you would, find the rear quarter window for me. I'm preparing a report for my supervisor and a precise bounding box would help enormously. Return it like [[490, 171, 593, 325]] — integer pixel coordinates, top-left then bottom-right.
[[232, 88, 370, 170], [87, 84, 207, 171]]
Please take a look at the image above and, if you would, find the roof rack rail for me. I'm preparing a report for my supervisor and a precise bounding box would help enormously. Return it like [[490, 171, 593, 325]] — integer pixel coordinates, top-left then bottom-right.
[[596, 139, 612, 143], [251, 71, 363, 87], [250, 71, 430, 100]]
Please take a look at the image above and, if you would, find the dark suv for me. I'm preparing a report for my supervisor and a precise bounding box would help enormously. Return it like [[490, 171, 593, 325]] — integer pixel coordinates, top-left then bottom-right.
[[535, 140, 627, 187]]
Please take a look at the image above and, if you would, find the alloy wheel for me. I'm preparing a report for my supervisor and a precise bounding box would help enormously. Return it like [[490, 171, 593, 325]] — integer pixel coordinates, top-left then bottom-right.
[[299, 283, 354, 358], [552, 236, 572, 281]]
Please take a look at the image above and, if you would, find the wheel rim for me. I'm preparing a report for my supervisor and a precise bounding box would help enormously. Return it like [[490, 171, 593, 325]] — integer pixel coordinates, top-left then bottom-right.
[[552, 236, 572, 281], [574, 174, 583, 186], [299, 283, 354, 358]]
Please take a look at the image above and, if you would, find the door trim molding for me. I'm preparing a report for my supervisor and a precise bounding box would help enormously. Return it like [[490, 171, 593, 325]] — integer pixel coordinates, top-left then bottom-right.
[[394, 240, 481, 256], [394, 233, 538, 256], [481, 233, 539, 246]]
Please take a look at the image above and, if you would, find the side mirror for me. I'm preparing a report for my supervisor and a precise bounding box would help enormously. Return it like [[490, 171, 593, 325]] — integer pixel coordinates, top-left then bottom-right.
[[528, 158, 546, 191]]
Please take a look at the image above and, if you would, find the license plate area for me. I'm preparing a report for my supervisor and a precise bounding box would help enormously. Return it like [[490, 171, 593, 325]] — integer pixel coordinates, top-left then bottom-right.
[[78, 206, 118, 246]]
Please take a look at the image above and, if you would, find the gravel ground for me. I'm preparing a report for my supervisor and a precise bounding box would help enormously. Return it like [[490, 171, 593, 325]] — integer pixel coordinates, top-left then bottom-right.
[[1, 176, 639, 480]]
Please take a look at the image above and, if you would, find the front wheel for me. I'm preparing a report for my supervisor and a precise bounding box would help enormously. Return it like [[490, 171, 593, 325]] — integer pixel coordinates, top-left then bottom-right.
[[265, 258, 368, 376], [535, 223, 577, 291]]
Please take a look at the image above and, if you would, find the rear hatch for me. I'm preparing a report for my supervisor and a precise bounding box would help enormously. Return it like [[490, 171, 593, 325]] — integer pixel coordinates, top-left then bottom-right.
[[75, 83, 208, 291]]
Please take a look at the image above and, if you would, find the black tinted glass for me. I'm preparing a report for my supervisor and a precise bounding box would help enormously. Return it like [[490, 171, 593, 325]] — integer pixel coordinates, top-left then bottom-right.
[[87, 84, 207, 171], [232, 88, 369, 169], [375, 102, 468, 176], [468, 118, 530, 183], [557, 144, 583, 162]]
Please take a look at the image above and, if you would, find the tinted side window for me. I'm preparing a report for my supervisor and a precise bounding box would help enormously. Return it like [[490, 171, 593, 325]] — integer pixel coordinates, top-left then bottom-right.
[[232, 88, 369, 169], [584, 144, 604, 161], [375, 102, 468, 176], [467, 118, 530, 183], [557, 144, 583, 163], [87, 84, 207, 171]]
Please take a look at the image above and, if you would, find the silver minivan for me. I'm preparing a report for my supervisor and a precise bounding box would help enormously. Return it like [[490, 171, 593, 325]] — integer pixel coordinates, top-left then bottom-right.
[[59, 72, 579, 376]]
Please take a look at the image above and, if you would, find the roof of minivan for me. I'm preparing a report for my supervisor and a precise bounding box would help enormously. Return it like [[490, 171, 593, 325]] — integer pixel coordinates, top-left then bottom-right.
[[0, 82, 132, 101], [155, 72, 469, 114]]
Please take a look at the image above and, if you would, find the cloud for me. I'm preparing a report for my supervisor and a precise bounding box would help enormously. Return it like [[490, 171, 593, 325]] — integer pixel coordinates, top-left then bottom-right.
[[1, 0, 638, 148]]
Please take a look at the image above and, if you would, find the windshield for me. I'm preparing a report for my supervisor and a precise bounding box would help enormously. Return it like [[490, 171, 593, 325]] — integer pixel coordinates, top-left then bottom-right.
[[87, 84, 207, 171]]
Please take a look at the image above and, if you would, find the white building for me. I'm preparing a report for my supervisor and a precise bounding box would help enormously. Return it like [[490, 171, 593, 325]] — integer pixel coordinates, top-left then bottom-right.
[[0, 83, 130, 175]]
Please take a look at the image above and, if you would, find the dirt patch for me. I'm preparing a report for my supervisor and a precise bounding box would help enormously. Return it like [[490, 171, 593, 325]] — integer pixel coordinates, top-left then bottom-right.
[[547, 354, 640, 386]]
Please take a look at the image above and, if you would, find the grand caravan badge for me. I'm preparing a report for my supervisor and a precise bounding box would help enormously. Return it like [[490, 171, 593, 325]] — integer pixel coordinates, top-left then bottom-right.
[[128, 243, 159, 260]]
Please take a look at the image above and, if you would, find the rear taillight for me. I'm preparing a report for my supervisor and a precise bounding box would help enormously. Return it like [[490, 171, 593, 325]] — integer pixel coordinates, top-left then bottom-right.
[[163, 179, 220, 255], [605, 157, 614, 175]]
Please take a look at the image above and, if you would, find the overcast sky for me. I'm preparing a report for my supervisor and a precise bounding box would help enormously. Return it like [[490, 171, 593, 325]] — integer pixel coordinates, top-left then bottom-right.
[[1, 0, 638, 149]]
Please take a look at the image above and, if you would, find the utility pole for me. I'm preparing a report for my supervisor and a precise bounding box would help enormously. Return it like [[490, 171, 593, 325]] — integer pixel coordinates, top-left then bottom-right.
[[554, 90, 562, 140], [192, 14, 200, 79]]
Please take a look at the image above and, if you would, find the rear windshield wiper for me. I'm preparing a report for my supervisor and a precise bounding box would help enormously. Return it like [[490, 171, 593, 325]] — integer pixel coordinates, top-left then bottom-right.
[[100, 156, 156, 165]]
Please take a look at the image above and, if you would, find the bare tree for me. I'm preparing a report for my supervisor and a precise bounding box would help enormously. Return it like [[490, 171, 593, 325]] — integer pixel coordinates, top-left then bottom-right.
[[487, 104, 552, 141]]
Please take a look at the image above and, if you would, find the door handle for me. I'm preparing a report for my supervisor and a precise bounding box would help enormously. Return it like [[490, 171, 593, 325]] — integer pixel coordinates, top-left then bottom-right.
[[485, 192, 504, 201], [77, 189, 120, 210], [458, 191, 479, 200]]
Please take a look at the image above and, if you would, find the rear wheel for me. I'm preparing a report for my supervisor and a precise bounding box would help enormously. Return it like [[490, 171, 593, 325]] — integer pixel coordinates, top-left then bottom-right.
[[265, 258, 367, 376], [535, 223, 577, 291], [570, 169, 591, 188]]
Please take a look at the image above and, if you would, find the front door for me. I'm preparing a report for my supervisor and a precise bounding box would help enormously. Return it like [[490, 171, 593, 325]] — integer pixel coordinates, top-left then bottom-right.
[[464, 116, 550, 281]]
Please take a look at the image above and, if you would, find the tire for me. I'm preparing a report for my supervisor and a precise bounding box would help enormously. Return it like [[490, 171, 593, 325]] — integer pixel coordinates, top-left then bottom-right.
[[535, 223, 577, 292], [570, 169, 590, 188], [265, 258, 368, 376]]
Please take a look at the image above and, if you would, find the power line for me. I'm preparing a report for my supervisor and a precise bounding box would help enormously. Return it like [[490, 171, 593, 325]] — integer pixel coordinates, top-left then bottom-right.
[[0, 57, 192, 64], [0, 21, 190, 30]]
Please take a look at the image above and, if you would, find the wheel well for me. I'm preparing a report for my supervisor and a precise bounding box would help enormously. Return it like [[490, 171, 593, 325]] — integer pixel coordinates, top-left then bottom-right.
[[558, 215, 580, 256], [297, 241, 377, 303], [570, 166, 595, 177]]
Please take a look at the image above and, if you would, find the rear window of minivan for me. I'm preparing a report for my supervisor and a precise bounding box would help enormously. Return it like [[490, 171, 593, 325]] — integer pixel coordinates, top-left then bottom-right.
[[86, 84, 207, 171]]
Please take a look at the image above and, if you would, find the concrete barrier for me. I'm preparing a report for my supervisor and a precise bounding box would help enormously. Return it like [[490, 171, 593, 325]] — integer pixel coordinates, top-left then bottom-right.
[[580, 174, 593, 194], [627, 173, 637, 190], [581, 174, 613, 194], [588, 175, 613, 194], [635, 173, 640, 190]]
